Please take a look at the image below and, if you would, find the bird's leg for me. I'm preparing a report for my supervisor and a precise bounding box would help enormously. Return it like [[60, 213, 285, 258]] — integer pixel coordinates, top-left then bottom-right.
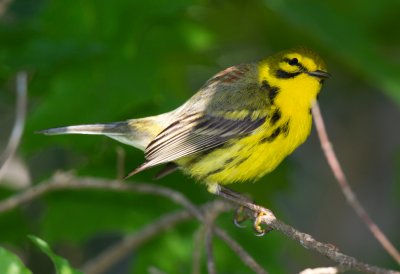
[[216, 186, 250, 228], [233, 205, 248, 228], [207, 183, 272, 235]]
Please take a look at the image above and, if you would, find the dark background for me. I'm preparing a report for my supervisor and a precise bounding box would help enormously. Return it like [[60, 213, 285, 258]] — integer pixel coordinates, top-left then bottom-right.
[[0, 0, 399, 273]]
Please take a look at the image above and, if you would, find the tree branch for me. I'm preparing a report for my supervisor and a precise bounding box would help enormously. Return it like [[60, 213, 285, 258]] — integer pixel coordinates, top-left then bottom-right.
[[312, 102, 400, 264], [299, 266, 346, 274], [259, 210, 398, 274], [192, 226, 205, 274], [0, 0, 13, 18], [0, 173, 266, 273], [82, 209, 191, 274], [0, 72, 28, 181], [0, 173, 397, 273], [82, 201, 229, 274], [204, 201, 227, 274], [115, 146, 125, 180], [205, 224, 216, 274], [213, 227, 268, 274]]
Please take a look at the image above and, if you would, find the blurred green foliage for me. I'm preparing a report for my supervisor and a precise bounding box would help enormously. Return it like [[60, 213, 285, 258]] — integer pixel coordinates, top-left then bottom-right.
[[0, 246, 32, 274], [0, 0, 399, 273], [28, 235, 83, 274]]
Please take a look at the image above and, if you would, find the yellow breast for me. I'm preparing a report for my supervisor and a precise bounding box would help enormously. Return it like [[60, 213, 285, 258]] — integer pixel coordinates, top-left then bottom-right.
[[178, 107, 312, 185], [177, 56, 323, 185]]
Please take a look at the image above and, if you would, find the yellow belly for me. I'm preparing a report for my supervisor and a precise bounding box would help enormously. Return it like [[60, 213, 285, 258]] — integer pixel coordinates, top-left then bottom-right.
[[178, 113, 312, 185]]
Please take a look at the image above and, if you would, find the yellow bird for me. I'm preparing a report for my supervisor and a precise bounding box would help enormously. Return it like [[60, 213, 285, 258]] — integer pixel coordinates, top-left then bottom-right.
[[39, 48, 329, 231]]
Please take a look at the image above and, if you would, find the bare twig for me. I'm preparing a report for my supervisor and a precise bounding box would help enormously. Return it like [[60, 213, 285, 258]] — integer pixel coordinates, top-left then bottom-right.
[[147, 266, 168, 274], [83, 201, 229, 274], [204, 202, 226, 274], [0, 0, 13, 18], [0, 172, 203, 218], [312, 102, 400, 264], [299, 266, 345, 274], [0, 173, 397, 273], [0, 72, 28, 181], [205, 225, 216, 274], [259, 210, 398, 274], [194, 212, 270, 274], [192, 226, 205, 274], [82, 209, 192, 274], [0, 173, 266, 273], [213, 228, 269, 274], [115, 147, 125, 180]]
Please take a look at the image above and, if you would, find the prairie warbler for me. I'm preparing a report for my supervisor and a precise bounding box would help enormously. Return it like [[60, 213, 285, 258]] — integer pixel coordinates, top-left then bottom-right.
[[39, 48, 329, 230]]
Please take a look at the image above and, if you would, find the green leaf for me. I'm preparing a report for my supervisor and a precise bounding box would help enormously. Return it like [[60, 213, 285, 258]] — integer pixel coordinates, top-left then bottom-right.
[[0, 247, 32, 274], [28, 236, 83, 274]]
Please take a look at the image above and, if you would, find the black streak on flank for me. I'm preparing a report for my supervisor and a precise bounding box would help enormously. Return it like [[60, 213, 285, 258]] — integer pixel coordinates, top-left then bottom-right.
[[204, 167, 224, 179], [224, 157, 235, 165], [261, 80, 279, 104], [276, 70, 301, 79], [234, 156, 250, 166], [260, 127, 281, 143], [281, 120, 290, 137], [270, 109, 281, 126]]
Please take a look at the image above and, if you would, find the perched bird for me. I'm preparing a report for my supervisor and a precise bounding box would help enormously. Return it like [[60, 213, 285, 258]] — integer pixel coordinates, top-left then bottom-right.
[[39, 48, 329, 231]]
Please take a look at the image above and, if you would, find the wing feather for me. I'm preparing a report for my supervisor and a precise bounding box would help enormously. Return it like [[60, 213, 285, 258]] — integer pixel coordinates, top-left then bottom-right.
[[124, 63, 270, 178], [142, 113, 265, 168]]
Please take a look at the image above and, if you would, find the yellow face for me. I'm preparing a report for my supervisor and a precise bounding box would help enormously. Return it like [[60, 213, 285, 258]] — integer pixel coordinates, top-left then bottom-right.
[[278, 52, 326, 74], [265, 48, 329, 81], [258, 48, 329, 114]]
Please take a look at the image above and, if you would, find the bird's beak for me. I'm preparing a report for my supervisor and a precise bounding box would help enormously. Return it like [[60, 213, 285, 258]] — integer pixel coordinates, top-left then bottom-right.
[[307, 70, 331, 79]]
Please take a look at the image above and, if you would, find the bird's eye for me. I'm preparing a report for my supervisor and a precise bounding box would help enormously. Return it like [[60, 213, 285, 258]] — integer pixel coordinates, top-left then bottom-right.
[[288, 58, 299, 66]]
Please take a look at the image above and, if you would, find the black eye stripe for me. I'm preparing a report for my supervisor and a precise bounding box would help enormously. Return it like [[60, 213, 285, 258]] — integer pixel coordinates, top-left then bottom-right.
[[276, 70, 301, 79], [283, 57, 308, 72]]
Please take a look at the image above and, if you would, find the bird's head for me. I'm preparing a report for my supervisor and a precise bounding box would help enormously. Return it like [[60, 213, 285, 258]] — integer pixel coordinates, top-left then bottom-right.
[[258, 48, 330, 111]]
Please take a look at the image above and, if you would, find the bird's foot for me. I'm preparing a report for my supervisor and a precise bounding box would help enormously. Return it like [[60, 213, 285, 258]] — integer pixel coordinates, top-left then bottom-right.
[[233, 206, 248, 228], [210, 184, 273, 236], [253, 210, 273, 236]]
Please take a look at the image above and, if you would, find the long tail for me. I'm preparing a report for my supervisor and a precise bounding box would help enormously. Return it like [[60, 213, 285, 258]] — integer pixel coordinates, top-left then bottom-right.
[[37, 122, 128, 136], [37, 118, 161, 151]]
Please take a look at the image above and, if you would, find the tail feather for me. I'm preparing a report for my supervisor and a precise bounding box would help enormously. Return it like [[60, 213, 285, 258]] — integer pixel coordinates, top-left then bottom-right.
[[124, 161, 153, 180], [37, 111, 177, 172], [36, 122, 130, 136], [37, 121, 152, 150]]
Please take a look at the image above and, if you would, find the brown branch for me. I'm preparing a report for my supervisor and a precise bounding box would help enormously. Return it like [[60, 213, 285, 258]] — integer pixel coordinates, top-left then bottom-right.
[[0, 173, 397, 273], [0, 173, 266, 273], [115, 146, 125, 180], [0, 72, 28, 181], [259, 210, 399, 274], [82, 209, 192, 274], [0, 172, 203, 218], [82, 201, 229, 274], [213, 228, 269, 274], [312, 102, 400, 264], [192, 226, 205, 274], [205, 224, 216, 274], [299, 266, 346, 274], [147, 266, 167, 274], [0, 0, 13, 18], [204, 202, 226, 274]]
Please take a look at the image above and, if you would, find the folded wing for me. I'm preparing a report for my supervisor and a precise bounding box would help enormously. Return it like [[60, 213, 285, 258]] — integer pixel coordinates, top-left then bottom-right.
[[126, 112, 266, 177]]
